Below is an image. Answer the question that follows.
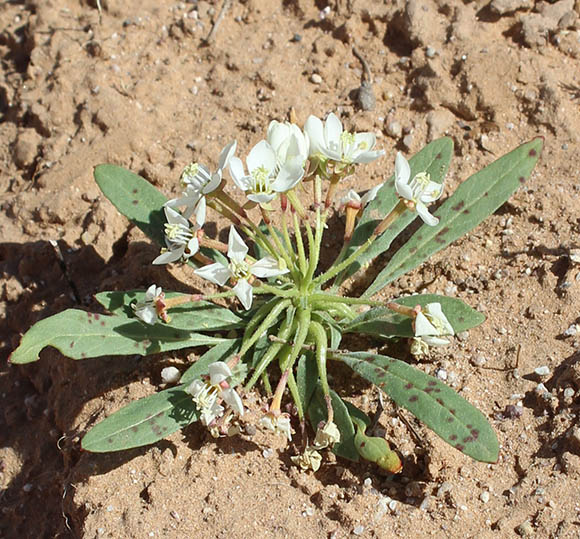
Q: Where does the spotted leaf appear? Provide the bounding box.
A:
[338,351,499,463]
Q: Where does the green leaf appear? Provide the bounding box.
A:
[344,294,485,338]
[297,354,319,411]
[94,164,168,246]
[364,137,543,297]
[333,138,453,286]
[338,351,499,463]
[307,385,359,462]
[10,309,227,364]
[95,290,244,331]
[179,339,241,386]
[81,386,197,452]
[312,311,342,349]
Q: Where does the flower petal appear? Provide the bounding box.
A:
[227,226,249,262]
[247,140,276,174]
[304,115,325,157]
[233,279,253,310]
[360,182,383,206]
[395,152,411,185]
[193,196,206,227]
[353,148,385,164]
[152,247,185,265]
[247,192,277,204]
[194,262,232,286]
[208,361,233,384]
[324,112,343,146]
[218,140,237,171]
[228,156,246,187]
[271,165,303,193]
[414,312,438,337]
[416,202,439,226]
[221,388,244,416]
[251,256,289,278]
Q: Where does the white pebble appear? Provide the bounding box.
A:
[563,388,575,399]
[363,477,372,488]
[564,324,579,336]
[425,46,436,58]
[310,73,323,84]
[353,525,365,535]
[472,354,487,367]
[436,368,448,381]
[161,366,181,384]
[480,491,490,503]
[262,448,274,458]
[388,500,398,511]
[534,366,550,376]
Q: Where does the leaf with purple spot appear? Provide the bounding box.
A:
[337,351,499,463]
[82,386,199,452]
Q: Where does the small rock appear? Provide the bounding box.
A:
[490,0,531,16]
[353,525,365,536]
[402,134,413,150]
[426,109,455,141]
[291,33,302,42]
[563,387,575,400]
[436,368,448,381]
[425,46,436,58]
[480,491,490,503]
[516,520,534,536]
[456,330,469,342]
[534,366,550,376]
[161,366,181,384]
[472,354,487,367]
[563,324,579,337]
[386,120,402,138]
[310,73,323,85]
[560,451,580,475]
[503,404,523,419]
[13,129,42,169]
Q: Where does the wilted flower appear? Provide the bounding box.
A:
[414,303,454,346]
[260,411,293,441]
[132,284,166,324]
[194,226,289,309]
[166,141,237,218]
[339,183,383,211]
[153,199,206,265]
[229,140,304,206]
[313,421,341,449]
[291,446,322,472]
[394,152,443,226]
[186,361,244,426]
[304,112,384,175]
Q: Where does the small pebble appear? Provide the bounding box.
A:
[437,482,452,497]
[310,73,323,84]
[563,387,575,399]
[388,500,398,512]
[480,491,490,503]
[516,520,534,536]
[456,330,469,341]
[425,46,436,58]
[534,366,550,376]
[353,525,365,536]
[472,354,487,367]
[262,448,274,458]
[506,122,515,130]
[402,134,413,150]
[564,324,579,337]
[386,120,402,138]
[22,483,33,493]
[161,366,181,384]
[291,33,302,42]
[436,368,448,381]
[419,496,431,510]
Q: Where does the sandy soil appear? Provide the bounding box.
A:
[1,0,580,537]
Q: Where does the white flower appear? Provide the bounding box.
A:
[414,302,454,346]
[229,140,303,205]
[304,112,384,168]
[132,284,164,324]
[339,182,384,210]
[153,199,206,265]
[166,141,237,218]
[313,421,341,449]
[260,412,293,441]
[394,152,443,226]
[266,120,309,170]
[194,226,289,309]
[185,361,244,426]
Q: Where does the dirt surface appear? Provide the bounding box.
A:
[2,0,580,537]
